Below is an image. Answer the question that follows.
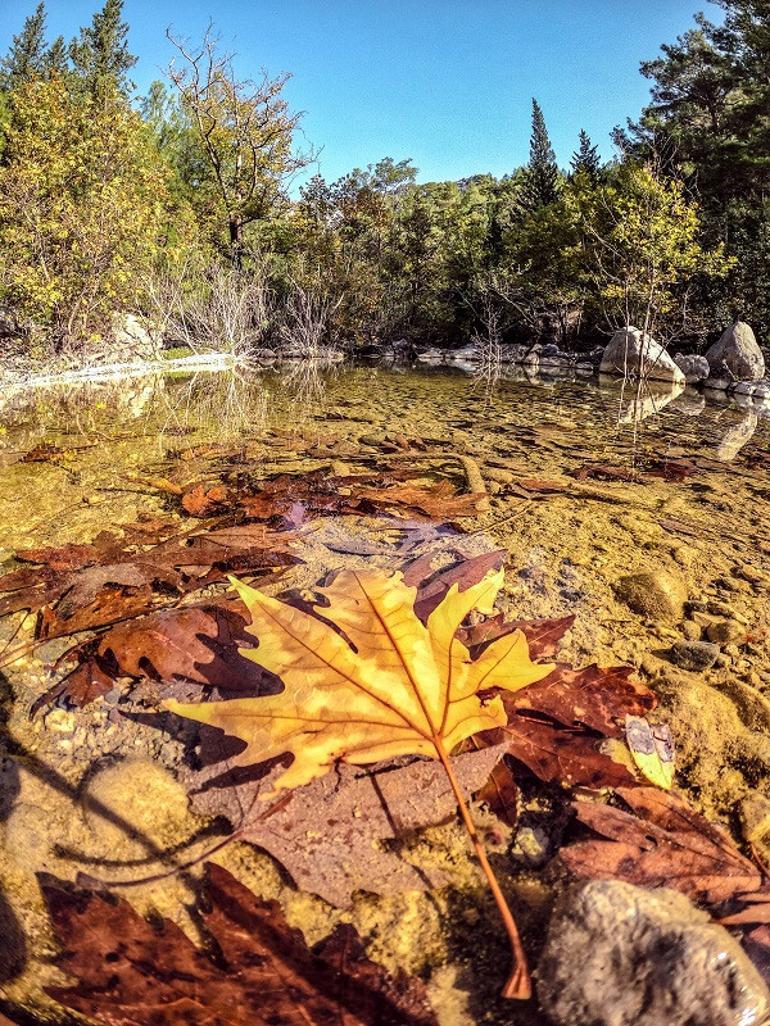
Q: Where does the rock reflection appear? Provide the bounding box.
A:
[712,409,758,461]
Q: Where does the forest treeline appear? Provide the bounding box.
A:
[0,0,767,358]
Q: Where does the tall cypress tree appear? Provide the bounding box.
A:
[518,98,560,211]
[0,3,48,91]
[70,0,136,97]
[570,129,601,180]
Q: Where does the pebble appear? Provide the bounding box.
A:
[538,880,770,1026]
[615,568,687,623]
[706,620,747,645]
[669,640,720,672]
[740,794,770,845]
[681,620,702,641]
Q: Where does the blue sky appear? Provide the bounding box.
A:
[2,1,716,184]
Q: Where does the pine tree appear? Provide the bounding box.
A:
[44,36,69,77]
[0,3,48,91]
[570,129,601,180]
[70,0,136,98]
[518,98,560,211]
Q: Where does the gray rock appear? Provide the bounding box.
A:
[674,353,710,384]
[706,321,765,382]
[733,380,758,395]
[704,376,731,391]
[537,879,770,1026]
[415,348,447,365]
[600,327,685,385]
[753,381,770,400]
[670,639,720,671]
[616,568,688,622]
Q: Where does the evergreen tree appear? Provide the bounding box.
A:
[519,99,560,211]
[44,36,69,77]
[70,0,136,98]
[570,129,601,180]
[0,3,48,91]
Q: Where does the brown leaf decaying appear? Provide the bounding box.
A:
[187,744,509,908]
[166,567,553,998]
[560,787,762,905]
[462,609,656,789]
[43,861,439,1026]
[32,601,274,712]
[180,470,485,522]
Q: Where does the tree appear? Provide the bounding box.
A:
[0,3,49,91]
[582,160,732,340]
[518,98,560,211]
[0,76,195,343]
[70,0,136,98]
[571,129,601,181]
[619,1,770,332]
[167,27,312,268]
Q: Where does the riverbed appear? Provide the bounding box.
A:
[1,363,769,1024]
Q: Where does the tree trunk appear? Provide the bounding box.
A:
[229,218,243,271]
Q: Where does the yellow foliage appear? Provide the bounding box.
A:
[166,567,553,795]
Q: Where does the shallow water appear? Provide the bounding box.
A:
[1,364,770,1024]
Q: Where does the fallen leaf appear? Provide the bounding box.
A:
[461,614,576,662]
[43,861,439,1026]
[32,603,276,712]
[404,549,506,621]
[570,464,642,484]
[560,787,762,904]
[166,566,554,998]
[499,718,638,789]
[507,664,654,737]
[187,745,508,907]
[624,715,675,789]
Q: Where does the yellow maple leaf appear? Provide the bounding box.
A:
[166,566,553,999]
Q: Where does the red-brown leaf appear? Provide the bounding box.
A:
[561,787,762,905]
[43,862,438,1026]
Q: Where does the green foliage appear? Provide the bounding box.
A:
[0,2,48,91]
[619,0,770,332]
[0,1,763,358]
[581,161,733,336]
[70,0,136,99]
[518,99,561,211]
[571,130,601,182]
[0,76,196,341]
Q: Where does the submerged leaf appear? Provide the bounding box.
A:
[43,861,439,1026]
[561,787,762,904]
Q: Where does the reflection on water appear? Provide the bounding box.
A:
[0,361,768,558]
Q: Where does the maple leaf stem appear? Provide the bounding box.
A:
[433,737,531,1001]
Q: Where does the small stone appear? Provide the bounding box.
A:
[511,823,550,867]
[681,620,702,641]
[707,600,736,617]
[537,879,770,1026]
[616,568,688,623]
[43,709,77,735]
[669,640,720,671]
[706,620,747,645]
[740,794,770,845]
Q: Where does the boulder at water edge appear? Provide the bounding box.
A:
[674,353,710,384]
[537,880,770,1026]
[599,327,685,385]
[706,321,765,381]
